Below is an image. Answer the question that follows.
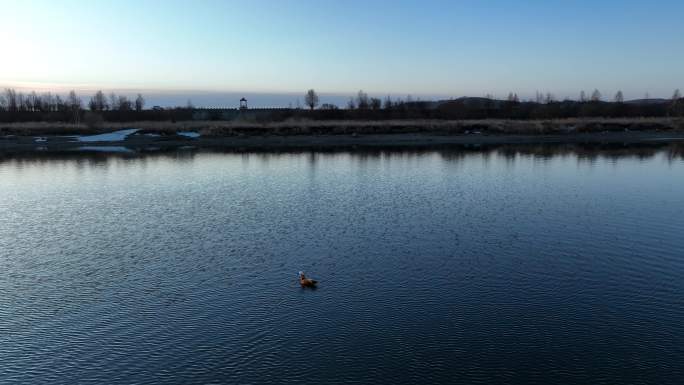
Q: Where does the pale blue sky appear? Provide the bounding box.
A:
[1,0,682,106]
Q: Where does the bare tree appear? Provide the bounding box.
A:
[36,93,45,112]
[580,90,587,102]
[545,93,555,104]
[89,90,108,111]
[370,97,382,110]
[30,93,44,112]
[118,95,132,111]
[43,92,59,112]
[135,93,145,112]
[356,90,369,109]
[109,93,119,110]
[304,89,319,110]
[614,90,624,103]
[55,95,65,112]
[0,94,6,111]
[67,90,82,125]
[383,95,393,109]
[535,90,543,104]
[590,89,601,102]
[347,97,356,110]
[17,92,26,112]
[23,92,33,112]
[5,89,18,112]
[672,89,683,116]
[393,97,405,109]
[27,91,38,112]
[41,92,54,112]
[67,90,81,109]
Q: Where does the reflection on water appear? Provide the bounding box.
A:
[1,144,684,384]
[3,142,684,168]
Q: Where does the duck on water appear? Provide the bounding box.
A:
[299,271,318,288]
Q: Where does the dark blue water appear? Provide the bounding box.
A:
[1,145,684,384]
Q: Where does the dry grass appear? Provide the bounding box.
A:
[1,117,682,137]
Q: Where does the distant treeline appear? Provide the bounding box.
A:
[1,88,683,125]
[0,89,194,125]
[305,89,684,121]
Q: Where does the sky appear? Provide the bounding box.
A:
[1,0,683,107]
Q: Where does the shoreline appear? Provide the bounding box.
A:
[2,130,684,155]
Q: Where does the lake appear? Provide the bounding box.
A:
[1,144,683,384]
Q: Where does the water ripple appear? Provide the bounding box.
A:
[1,148,683,384]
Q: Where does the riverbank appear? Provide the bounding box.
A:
[2,128,684,155]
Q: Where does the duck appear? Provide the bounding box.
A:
[299,271,318,288]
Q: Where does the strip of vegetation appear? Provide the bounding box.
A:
[1,118,682,137]
[1,89,683,133]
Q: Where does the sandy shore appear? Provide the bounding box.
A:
[2,130,684,155]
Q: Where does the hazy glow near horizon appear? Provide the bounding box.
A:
[1,0,683,101]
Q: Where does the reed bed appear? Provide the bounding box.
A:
[1,117,682,137]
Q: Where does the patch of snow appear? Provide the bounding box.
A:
[144,133,161,137]
[75,129,139,142]
[76,146,135,153]
[34,137,48,143]
[178,131,200,138]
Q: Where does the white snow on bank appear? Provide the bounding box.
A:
[76,146,135,153]
[75,129,139,142]
[178,131,200,138]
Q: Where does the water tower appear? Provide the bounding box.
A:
[239,97,248,110]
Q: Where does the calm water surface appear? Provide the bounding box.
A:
[1,145,684,384]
